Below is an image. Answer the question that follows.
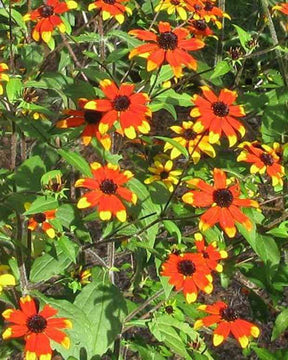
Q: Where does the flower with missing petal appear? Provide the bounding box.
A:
[0,266,16,295]
[76,162,137,222]
[2,295,72,360]
[194,301,260,348]
[88,0,132,24]
[155,0,190,20]
[0,63,9,95]
[182,168,259,238]
[28,210,57,239]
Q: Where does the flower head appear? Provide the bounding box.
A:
[84,80,151,139]
[71,266,91,285]
[273,2,288,15]
[191,86,246,147]
[76,162,137,222]
[0,265,16,295]
[161,252,213,303]
[28,210,57,239]
[182,168,258,237]
[129,22,205,77]
[23,0,78,43]
[188,19,214,38]
[88,0,132,24]
[155,0,190,20]
[194,301,260,348]
[0,63,9,95]
[2,295,72,360]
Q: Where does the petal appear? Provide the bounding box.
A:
[213,168,227,189]
[20,296,37,317]
[213,322,231,346]
[218,88,238,105]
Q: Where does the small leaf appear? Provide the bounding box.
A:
[271,308,288,341]
[163,220,182,243]
[210,60,232,79]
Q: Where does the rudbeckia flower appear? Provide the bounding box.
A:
[161,252,213,303]
[164,120,216,163]
[273,2,288,15]
[194,301,260,348]
[56,98,111,148]
[194,233,228,272]
[188,19,214,38]
[182,168,259,238]
[71,266,91,285]
[2,295,72,360]
[129,22,205,77]
[190,86,246,147]
[84,80,151,139]
[237,142,285,187]
[28,210,57,238]
[76,162,137,222]
[0,266,16,295]
[0,63,9,95]
[23,0,78,43]
[155,0,190,20]
[88,0,132,24]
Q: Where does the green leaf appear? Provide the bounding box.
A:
[271,308,288,341]
[154,136,189,159]
[24,196,58,215]
[210,60,232,79]
[58,149,92,177]
[255,235,280,269]
[233,24,251,51]
[6,77,23,102]
[163,220,182,243]
[252,346,278,360]
[15,155,46,191]
[58,236,79,263]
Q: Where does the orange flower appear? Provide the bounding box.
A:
[2,295,72,360]
[0,63,9,95]
[188,19,214,38]
[194,233,228,272]
[273,2,288,15]
[237,142,285,187]
[76,162,137,222]
[23,0,77,43]
[161,252,213,303]
[182,168,259,238]
[129,22,205,77]
[194,301,260,348]
[84,80,151,139]
[190,86,246,147]
[56,98,111,148]
[28,210,57,239]
[88,0,132,24]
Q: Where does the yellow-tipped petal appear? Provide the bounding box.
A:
[99,211,112,221]
[2,327,12,340]
[194,320,203,329]
[0,274,16,287]
[238,335,249,348]
[46,228,55,239]
[124,126,136,139]
[66,0,78,9]
[41,31,52,44]
[251,326,260,338]
[116,210,127,222]
[186,292,197,303]
[91,162,101,170]
[61,336,70,349]
[26,352,37,360]
[190,107,201,117]
[77,197,91,209]
[213,334,224,346]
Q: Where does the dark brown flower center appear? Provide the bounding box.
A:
[26,314,47,333]
[113,95,131,111]
[160,171,169,180]
[212,101,229,117]
[260,153,274,166]
[171,0,180,4]
[220,307,238,322]
[202,251,209,259]
[177,259,196,276]
[100,179,118,194]
[194,4,202,11]
[193,20,208,31]
[183,128,197,140]
[103,0,116,4]
[33,213,46,223]
[204,2,214,11]
[84,110,102,124]
[158,32,178,50]
[39,5,54,17]
[213,188,233,207]
[165,305,174,314]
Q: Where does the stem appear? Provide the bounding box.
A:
[148,65,162,96]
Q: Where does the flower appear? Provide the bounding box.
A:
[161,252,213,303]
[182,168,259,237]
[144,156,182,192]
[71,266,91,285]
[76,162,137,222]
[155,0,190,20]
[0,63,9,95]
[28,210,57,239]
[84,80,151,139]
[129,22,205,77]
[0,266,16,295]
[273,2,288,15]
[2,295,72,360]
[56,98,111,148]
[164,120,216,163]
[23,0,77,43]
[190,86,246,147]
[188,19,214,38]
[194,233,228,272]
[88,0,132,24]
[194,301,260,348]
[237,141,285,187]
[19,88,47,121]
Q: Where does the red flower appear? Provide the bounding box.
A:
[88,0,132,24]
[2,295,72,359]
[76,162,137,222]
[194,301,260,348]
[188,19,214,38]
[129,22,205,77]
[23,0,77,43]
[84,80,151,139]
[0,63,9,95]
[273,2,288,15]
[161,252,213,303]
[56,98,111,148]
[190,86,246,147]
[28,210,57,238]
[182,168,259,238]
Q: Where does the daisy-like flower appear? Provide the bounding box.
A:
[155,0,190,20]
[194,301,260,348]
[161,252,213,303]
[2,295,72,360]
[76,162,137,222]
[129,22,205,78]
[273,2,288,15]
[88,0,132,24]
[23,0,77,43]
[56,98,111,148]
[190,86,246,147]
[0,265,16,295]
[0,63,9,95]
[194,233,228,272]
[71,266,91,286]
[28,210,57,239]
[19,88,47,121]
[237,142,285,187]
[164,120,216,163]
[182,168,259,238]
[144,156,182,192]
[84,80,151,139]
[188,19,214,38]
